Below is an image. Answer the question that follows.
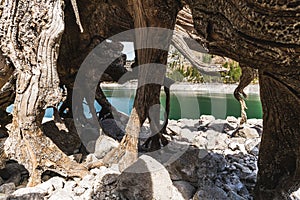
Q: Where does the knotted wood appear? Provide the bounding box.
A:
[0,0,88,186]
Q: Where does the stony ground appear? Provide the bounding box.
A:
[0,115,299,200]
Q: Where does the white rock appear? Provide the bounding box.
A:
[85,154,98,163]
[245,138,261,153]
[178,119,198,131]
[226,116,238,123]
[237,144,248,155]
[79,188,94,200]
[79,174,95,189]
[237,126,259,139]
[117,155,176,200]
[224,149,239,155]
[94,135,119,159]
[74,186,86,196]
[171,185,185,200]
[247,118,258,125]
[13,187,47,197]
[0,183,15,194]
[48,190,74,200]
[193,135,208,149]
[180,128,198,142]
[199,115,215,126]
[290,187,300,200]
[64,181,77,192]
[229,142,239,151]
[207,119,228,132]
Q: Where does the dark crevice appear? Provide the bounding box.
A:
[237,30,300,49]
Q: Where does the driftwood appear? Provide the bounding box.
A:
[0,1,299,199]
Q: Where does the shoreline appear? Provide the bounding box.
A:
[101,81,260,95]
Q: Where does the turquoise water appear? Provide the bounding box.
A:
[102,88,262,120]
[7,88,262,120]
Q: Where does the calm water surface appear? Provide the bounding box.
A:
[101,87,262,120]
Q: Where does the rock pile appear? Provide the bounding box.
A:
[1,115,291,200]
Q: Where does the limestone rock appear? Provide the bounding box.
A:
[166,147,201,183]
[290,188,300,200]
[173,180,196,199]
[94,135,119,159]
[199,115,215,126]
[48,190,74,200]
[226,116,238,123]
[193,186,228,200]
[244,138,261,154]
[117,155,175,200]
[11,187,47,199]
[207,119,235,133]
[236,126,259,139]
[180,128,197,142]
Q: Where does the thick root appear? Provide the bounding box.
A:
[5,128,88,186]
[101,108,140,171]
[141,133,169,152]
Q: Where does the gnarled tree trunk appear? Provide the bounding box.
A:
[0,0,87,186]
[185,1,300,198]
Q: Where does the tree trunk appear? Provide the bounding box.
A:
[103,0,181,170]
[255,67,300,199]
[0,0,87,186]
[186,1,300,197]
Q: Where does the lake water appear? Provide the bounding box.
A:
[100,87,262,120]
[7,85,261,120]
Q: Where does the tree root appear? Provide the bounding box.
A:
[141,132,169,152]
[234,65,256,125]
[5,128,88,186]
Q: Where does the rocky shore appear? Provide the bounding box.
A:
[0,115,299,200]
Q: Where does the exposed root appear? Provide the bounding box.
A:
[141,132,169,152]
[101,108,140,171]
[5,128,89,186]
[234,65,256,125]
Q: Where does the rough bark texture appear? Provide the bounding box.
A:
[185,1,300,198]
[0,0,298,196]
[0,0,88,186]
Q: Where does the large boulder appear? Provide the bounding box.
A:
[117,155,183,200]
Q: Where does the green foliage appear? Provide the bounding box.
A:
[221,61,242,83]
[167,47,247,84]
[167,50,204,83]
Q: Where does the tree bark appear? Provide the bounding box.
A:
[0,0,88,186]
[102,0,181,170]
[255,67,300,199]
[186,1,300,197]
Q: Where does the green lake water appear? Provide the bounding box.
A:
[102,88,262,120]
